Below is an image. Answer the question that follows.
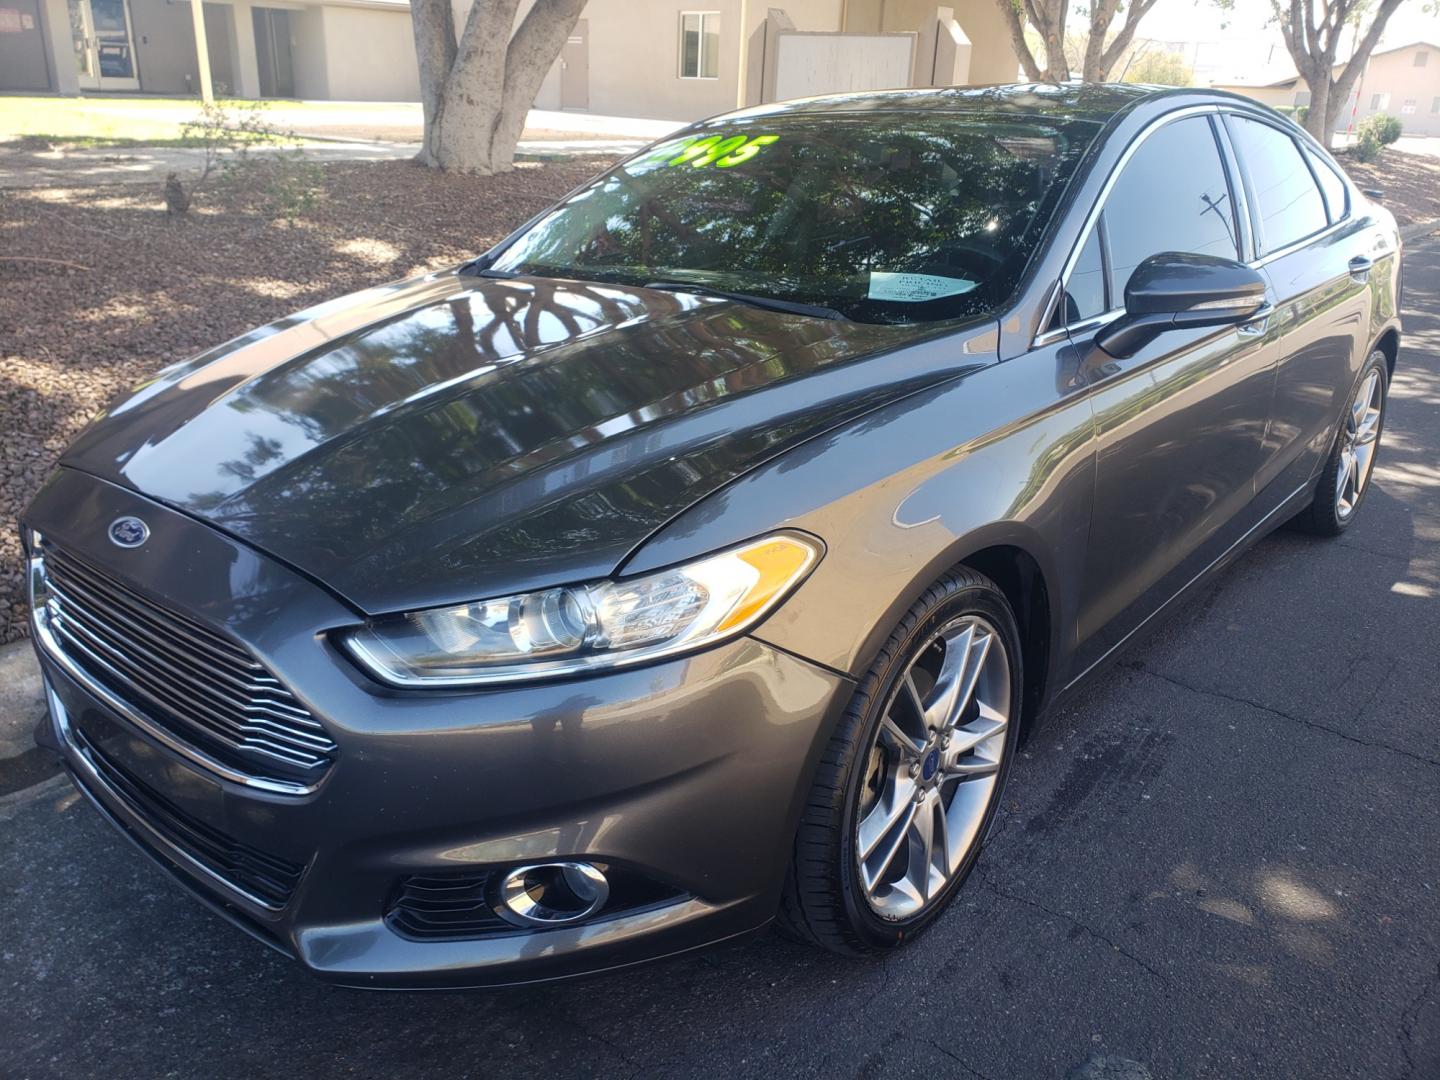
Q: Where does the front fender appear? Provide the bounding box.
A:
[621,348,1097,696]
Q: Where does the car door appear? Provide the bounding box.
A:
[1222,113,1379,515]
[1061,112,1283,674]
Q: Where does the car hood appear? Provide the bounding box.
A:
[62,271,995,614]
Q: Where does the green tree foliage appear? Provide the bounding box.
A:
[1122,50,1194,86]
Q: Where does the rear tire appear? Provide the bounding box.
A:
[1292,350,1388,537]
[779,567,1021,955]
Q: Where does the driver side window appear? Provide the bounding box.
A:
[1097,116,1240,305]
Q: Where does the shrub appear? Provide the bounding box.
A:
[171,99,322,223]
[1358,113,1403,147]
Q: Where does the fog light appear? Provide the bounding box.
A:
[495,862,609,928]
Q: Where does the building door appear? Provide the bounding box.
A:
[560,18,588,109]
[253,8,295,98]
[0,0,54,91]
[67,0,141,91]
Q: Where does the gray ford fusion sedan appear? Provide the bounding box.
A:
[23,83,1400,988]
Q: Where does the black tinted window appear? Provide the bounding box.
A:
[1305,146,1348,222]
[491,114,1100,325]
[1104,116,1238,300]
[1229,116,1328,251]
[1063,221,1107,322]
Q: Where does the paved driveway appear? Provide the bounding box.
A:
[2,241,1438,1080]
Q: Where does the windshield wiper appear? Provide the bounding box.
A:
[644,281,846,321]
[459,264,520,279]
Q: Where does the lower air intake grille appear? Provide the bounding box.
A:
[74,724,306,909]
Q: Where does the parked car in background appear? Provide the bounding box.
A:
[23,83,1400,988]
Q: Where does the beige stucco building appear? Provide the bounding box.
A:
[3,0,1018,121]
[1212,40,1440,138]
[521,0,1022,121]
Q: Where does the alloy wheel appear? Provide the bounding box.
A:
[855,615,1011,920]
[1336,369,1383,521]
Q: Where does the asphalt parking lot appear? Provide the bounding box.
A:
[2,238,1437,1080]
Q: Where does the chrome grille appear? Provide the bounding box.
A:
[39,543,336,783]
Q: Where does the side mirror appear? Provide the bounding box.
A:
[1096,252,1268,359]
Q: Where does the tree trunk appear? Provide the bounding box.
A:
[411,0,583,174]
[1081,0,1118,82]
[994,0,1044,81]
[1305,72,1332,146]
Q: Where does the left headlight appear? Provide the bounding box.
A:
[341,532,823,687]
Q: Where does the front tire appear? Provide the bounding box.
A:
[779,567,1021,955]
[1292,350,1388,536]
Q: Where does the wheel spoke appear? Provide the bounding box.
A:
[1336,449,1355,509]
[924,623,975,731]
[928,791,951,881]
[947,703,1007,756]
[1354,443,1373,493]
[950,631,992,732]
[857,774,917,860]
[880,712,924,761]
[900,672,927,725]
[908,794,938,901]
[862,799,917,893]
[943,756,1001,780]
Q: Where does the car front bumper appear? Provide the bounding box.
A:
[25,468,853,989]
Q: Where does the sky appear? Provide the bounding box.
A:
[1134,0,1438,84]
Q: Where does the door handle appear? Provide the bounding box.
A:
[1237,301,1274,336]
[1348,256,1373,281]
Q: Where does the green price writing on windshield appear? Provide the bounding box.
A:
[666,133,780,169]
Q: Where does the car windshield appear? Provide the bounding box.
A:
[489,111,1100,324]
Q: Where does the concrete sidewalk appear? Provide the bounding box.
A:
[0,103,680,188]
[0,140,415,189]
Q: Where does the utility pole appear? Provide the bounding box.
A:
[189,0,215,104]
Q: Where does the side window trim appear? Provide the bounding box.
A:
[1209,113,1256,262]
[1303,145,1350,224]
[1095,212,1113,314]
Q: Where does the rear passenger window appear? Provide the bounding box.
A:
[1228,116,1328,252]
[1103,116,1239,302]
[1304,146,1349,223]
[1064,223,1107,323]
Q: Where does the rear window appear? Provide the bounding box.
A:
[491,113,1101,324]
[1228,116,1328,252]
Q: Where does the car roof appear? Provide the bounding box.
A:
[724,82,1203,125]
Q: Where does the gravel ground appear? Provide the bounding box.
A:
[0,156,615,643]
[1339,146,1440,226]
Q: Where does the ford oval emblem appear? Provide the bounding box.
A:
[108,516,150,548]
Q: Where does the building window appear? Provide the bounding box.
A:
[679,12,720,79]
[1402,98,1417,115]
[1369,92,1390,111]
[1415,50,1429,67]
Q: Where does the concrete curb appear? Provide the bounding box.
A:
[0,636,43,757]
[1401,219,1439,242]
